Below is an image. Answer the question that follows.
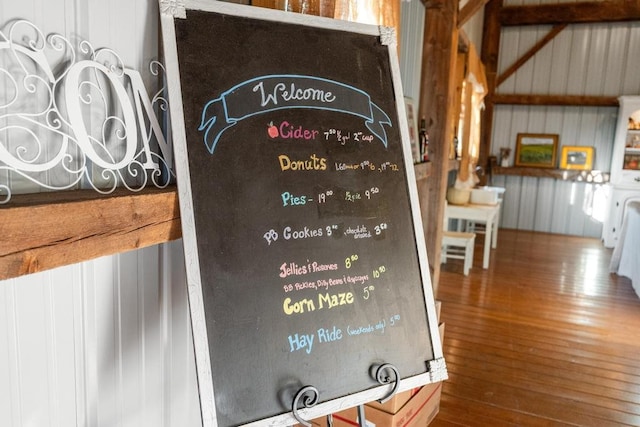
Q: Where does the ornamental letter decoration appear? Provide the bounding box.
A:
[0,19,174,203]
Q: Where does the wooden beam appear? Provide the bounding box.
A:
[496,24,567,87]
[0,187,181,280]
[458,0,490,28]
[500,1,640,26]
[479,0,502,179]
[418,0,459,294]
[492,94,619,106]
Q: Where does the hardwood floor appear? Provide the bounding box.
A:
[432,229,640,427]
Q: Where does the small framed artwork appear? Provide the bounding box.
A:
[560,146,594,170]
[514,133,559,168]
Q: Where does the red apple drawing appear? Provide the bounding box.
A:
[267,122,278,138]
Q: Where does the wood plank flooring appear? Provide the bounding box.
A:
[432,229,640,427]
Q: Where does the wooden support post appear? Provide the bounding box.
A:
[479,0,502,178]
[418,0,459,294]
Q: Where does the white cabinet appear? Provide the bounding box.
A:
[611,96,640,186]
[603,187,640,247]
[603,96,640,247]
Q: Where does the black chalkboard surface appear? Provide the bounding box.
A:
[160,2,445,426]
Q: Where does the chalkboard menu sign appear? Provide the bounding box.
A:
[160,2,446,426]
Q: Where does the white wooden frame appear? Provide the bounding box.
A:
[158,1,445,425]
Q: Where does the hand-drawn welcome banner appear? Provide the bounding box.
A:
[198,74,392,153]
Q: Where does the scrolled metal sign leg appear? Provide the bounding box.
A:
[292,385,319,427]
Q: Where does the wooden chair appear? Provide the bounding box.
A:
[442,200,476,275]
[441,230,476,276]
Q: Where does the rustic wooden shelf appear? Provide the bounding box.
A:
[414,161,432,180]
[0,186,182,281]
[492,166,610,183]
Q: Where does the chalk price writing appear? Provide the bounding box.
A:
[374,223,388,235]
[345,254,358,269]
[389,314,401,326]
[379,161,399,172]
[317,189,334,204]
[324,128,375,145]
[334,160,400,173]
[365,187,380,199]
[372,265,387,279]
[326,224,339,236]
[363,285,375,300]
[360,160,375,171]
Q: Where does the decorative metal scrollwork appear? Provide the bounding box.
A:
[0,19,174,203]
[292,385,319,427]
[373,363,400,403]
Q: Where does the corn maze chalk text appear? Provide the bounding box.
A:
[283,291,354,316]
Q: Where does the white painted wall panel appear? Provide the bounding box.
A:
[603,26,628,95]
[0,244,201,427]
[621,23,640,94]
[399,0,425,103]
[516,177,536,229]
[533,178,554,232]
[548,28,571,95]
[497,27,521,92]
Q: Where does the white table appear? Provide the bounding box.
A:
[444,202,500,269]
[610,201,640,299]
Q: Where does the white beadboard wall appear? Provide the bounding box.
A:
[490,16,640,237]
[0,243,201,427]
[399,0,425,104]
[0,0,201,426]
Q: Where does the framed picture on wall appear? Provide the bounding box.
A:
[514,133,559,168]
[560,146,594,170]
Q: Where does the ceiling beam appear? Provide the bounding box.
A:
[492,94,619,106]
[500,1,640,26]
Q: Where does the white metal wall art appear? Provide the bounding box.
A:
[0,19,174,203]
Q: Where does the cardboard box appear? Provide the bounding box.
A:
[366,387,421,413]
[327,381,442,427]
